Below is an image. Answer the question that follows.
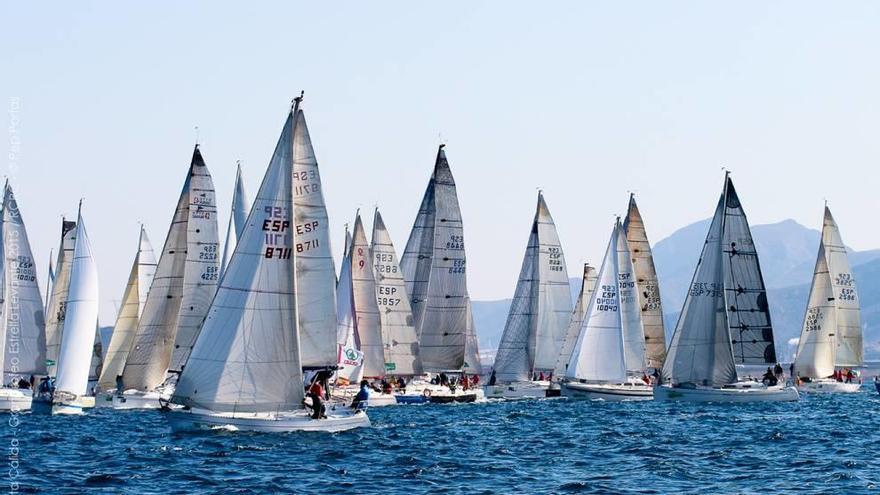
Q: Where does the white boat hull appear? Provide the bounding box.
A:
[167,407,370,433]
[109,389,169,410]
[331,387,397,407]
[483,381,550,400]
[561,381,653,401]
[0,388,33,412]
[796,379,861,394]
[50,395,96,415]
[654,383,799,403]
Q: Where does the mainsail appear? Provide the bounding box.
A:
[172,103,304,413]
[350,213,385,378]
[54,209,99,399]
[822,207,862,366]
[493,192,572,383]
[122,146,219,392]
[292,106,337,368]
[219,163,249,281]
[44,219,76,376]
[97,227,157,391]
[371,209,423,376]
[401,145,471,371]
[663,174,775,387]
[553,264,597,378]
[0,183,47,382]
[623,194,666,369]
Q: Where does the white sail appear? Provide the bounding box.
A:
[370,209,423,376]
[793,243,836,379]
[219,163,249,281]
[97,227,157,391]
[823,207,862,366]
[54,210,99,399]
[350,214,385,378]
[44,219,76,376]
[617,222,646,373]
[623,195,666,369]
[401,145,470,371]
[172,106,304,413]
[123,146,219,391]
[0,183,47,381]
[493,193,571,382]
[553,264,597,378]
[88,323,103,384]
[566,223,625,383]
[335,226,362,383]
[292,108,337,368]
[463,298,483,375]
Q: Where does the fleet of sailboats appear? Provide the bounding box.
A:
[4,99,878,425]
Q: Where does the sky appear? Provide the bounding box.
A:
[2,2,880,324]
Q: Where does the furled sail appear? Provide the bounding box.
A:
[823,207,862,366]
[122,146,219,392]
[350,214,384,378]
[44,219,76,376]
[219,163,249,281]
[98,227,157,391]
[54,209,99,399]
[0,183,47,382]
[172,104,304,413]
[553,264,597,378]
[401,145,470,371]
[565,222,625,383]
[292,107,337,368]
[493,192,572,382]
[793,244,836,379]
[623,194,666,369]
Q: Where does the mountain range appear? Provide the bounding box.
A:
[472,218,880,362]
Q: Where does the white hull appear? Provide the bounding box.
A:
[396,382,486,404]
[331,387,397,407]
[796,379,861,394]
[51,395,96,415]
[109,389,170,410]
[167,407,370,433]
[0,388,33,412]
[654,383,799,403]
[561,381,653,401]
[483,381,550,400]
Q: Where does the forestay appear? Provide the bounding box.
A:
[172,106,304,413]
[371,209,422,376]
[623,195,666,370]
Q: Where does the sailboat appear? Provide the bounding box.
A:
[793,206,862,393]
[115,145,220,409]
[562,219,653,401]
[623,194,666,372]
[485,192,572,399]
[334,225,364,385]
[0,183,47,412]
[219,163,249,281]
[95,227,157,406]
[167,97,369,432]
[551,263,598,382]
[655,173,799,402]
[400,144,484,403]
[50,206,100,415]
[44,219,77,379]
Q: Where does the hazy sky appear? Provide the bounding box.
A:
[2,2,880,324]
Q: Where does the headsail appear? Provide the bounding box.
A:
[98,227,157,391]
[219,163,249,281]
[54,208,99,399]
[292,107,337,368]
[463,299,483,375]
[172,104,304,413]
[401,145,470,371]
[553,264,597,378]
[350,214,384,378]
[0,183,47,381]
[823,207,862,366]
[623,195,666,369]
[616,221,646,373]
[335,226,362,383]
[44,220,77,376]
[122,146,219,391]
[793,243,836,379]
[370,209,423,376]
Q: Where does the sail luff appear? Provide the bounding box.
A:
[623,195,666,369]
[370,209,423,376]
[822,207,862,366]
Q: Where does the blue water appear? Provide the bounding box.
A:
[3,390,879,494]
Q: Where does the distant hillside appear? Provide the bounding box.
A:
[472,218,880,361]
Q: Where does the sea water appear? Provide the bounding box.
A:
[2,389,878,494]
